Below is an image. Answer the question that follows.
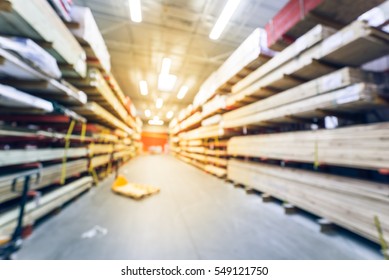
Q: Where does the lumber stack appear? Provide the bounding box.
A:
[69,5,111,73]
[265,0,385,51]
[228,122,389,171]
[68,68,131,126]
[0,0,141,240]
[230,21,389,107]
[169,3,389,246]
[0,159,88,203]
[224,82,388,128]
[0,0,87,78]
[0,176,93,236]
[227,159,389,243]
[0,48,87,105]
[0,147,88,167]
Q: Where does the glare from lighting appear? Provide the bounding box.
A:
[158,74,177,92]
[166,111,174,119]
[156,98,163,109]
[129,0,142,23]
[161,58,172,75]
[144,109,151,118]
[177,85,189,99]
[148,116,164,126]
[139,80,148,95]
[209,0,241,40]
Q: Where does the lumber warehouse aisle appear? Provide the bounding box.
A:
[18,155,380,260]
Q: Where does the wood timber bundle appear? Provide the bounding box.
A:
[204,165,226,177]
[0,0,87,78]
[68,68,130,125]
[223,67,365,123]
[0,176,93,235]
[227,159,389,243]
[0,159,88,203]
[179,125,237,140]
[230,21,389,106]
[224,82,387,128]
[232,24,335,96]
[265,0,386,51]
[0,147,87,167]
[71,102,133,135]
[228,122,389,171]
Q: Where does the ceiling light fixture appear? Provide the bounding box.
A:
[156,98,163,109]
[129,0,142,23]
[144,109,151,117]
[148,116,164,126]
[139,80,148,95]
[209,0,241,40]
[177,85,189,99]
[158,74,177,92]
[166,111,174,119]
[161,57,172,75]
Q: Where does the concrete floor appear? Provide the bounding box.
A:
[18,155,381,259]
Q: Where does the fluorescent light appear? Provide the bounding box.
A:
[148,116,164,126]
[177,85,189,99]
[129,0,142,23]
[158,74,177,92]
[139,80,148,95]
[144,109,151,117]
[156,98,163,109]
[166,111,174,119]
[161,58,171,75]
[209,0,241,40]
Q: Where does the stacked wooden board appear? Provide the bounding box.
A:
[171,2,389,248]
[265,0,386,50]
[0,176,93,236]
[229,21,389,107]
[0,1,142,240]
[228,159,389,243]
[170,27,280,176]
[228,122,389,171]
[0,0,87,77]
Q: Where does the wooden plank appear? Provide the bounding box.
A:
[71,102,133,135]
[224,82,387,128]
[0,159,88,203]
[0,48,86,105]
[265,0,386,51]
[0,0,86,77]
[227,159,389,243]
[230,21,389,105]
[233,25,335,94]
[67,68,130,125]
[228,122,389,171]
[0,147,87,167]
[0,176,93,235]
[223,67,364,122]
[204,164,226,177]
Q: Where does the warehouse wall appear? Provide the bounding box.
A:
[141,125,168,153]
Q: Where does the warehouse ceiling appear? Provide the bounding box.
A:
[74,0,288,122]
